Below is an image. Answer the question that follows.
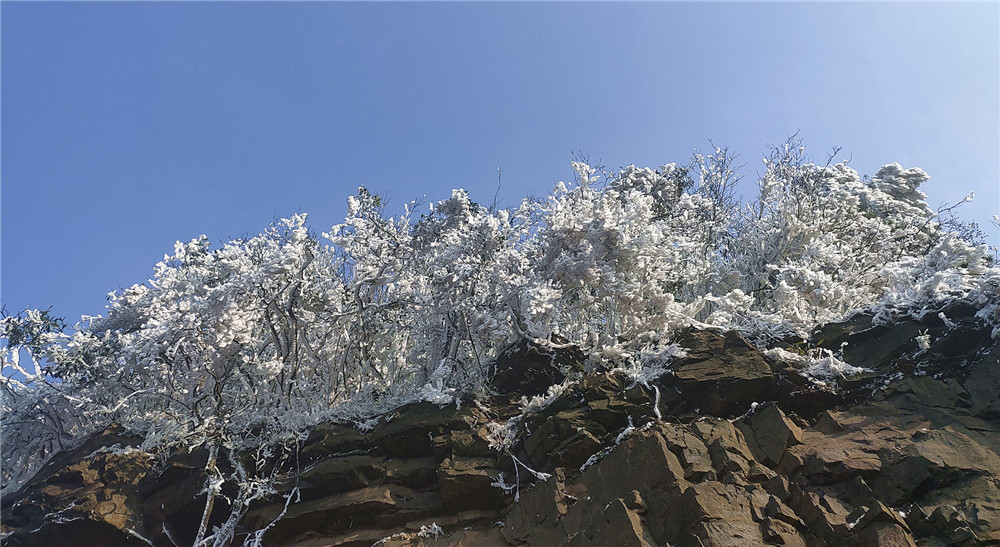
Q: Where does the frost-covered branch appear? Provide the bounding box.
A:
[3,141,997,539]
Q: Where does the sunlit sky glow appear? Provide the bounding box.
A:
[3,2,998,325]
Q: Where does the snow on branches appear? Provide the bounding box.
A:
[3,141,997,542]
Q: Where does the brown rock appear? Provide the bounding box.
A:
[851,501,911,535]
[789,487,851,540]
[760,518,807,546]
[5,305,1000,547]
[502,468,568,545]
[523,408,607,471]
[450,428,493,458]
[739,404,804,468]
[437,457,502,511]
[577,429,687,507]
[670,329,778,417]
[691,420,758,482]
[245,484,442,544]
[853,521,917,547]
[965,349,1000,419]
[658,423,716,482]
[289,455,436,498]
[493,338,581,397]
[0,425,152,546]
[681,482,764,544]
[589,498,657,547]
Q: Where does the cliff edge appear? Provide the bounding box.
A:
[3,304,998,546]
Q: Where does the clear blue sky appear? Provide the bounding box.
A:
[3,2,998,326]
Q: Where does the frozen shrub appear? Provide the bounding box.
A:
[4,140,996,543]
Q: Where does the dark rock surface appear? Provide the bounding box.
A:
[492,336,584,397]
[3,308,998,546]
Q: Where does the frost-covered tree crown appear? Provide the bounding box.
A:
[2,140,997,544]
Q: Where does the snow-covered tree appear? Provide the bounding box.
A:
[3,140,996,544]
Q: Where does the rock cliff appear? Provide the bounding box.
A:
[3,306,998,546]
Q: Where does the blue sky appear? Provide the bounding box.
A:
[3,2,998,326]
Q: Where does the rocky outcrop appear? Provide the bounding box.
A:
[3,306,998,546]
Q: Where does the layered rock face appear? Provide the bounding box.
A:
[3,309,998,546]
